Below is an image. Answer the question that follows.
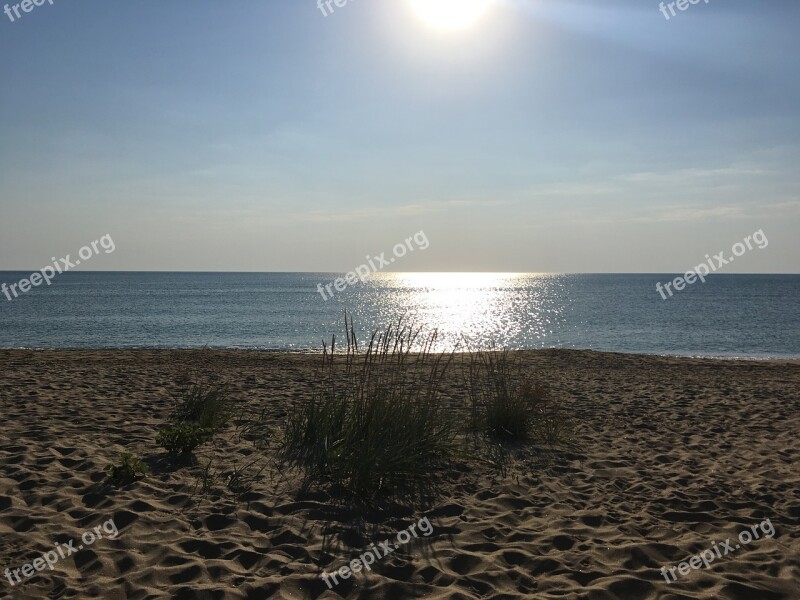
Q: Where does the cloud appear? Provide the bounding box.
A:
[629,205,748,222]
[616,167,768,184]
[630,199,800,223]
[524,164,771,201]
[296,199,502,223]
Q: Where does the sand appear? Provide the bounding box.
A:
[0,349,798,599]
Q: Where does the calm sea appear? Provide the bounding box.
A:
[0,272,797,358]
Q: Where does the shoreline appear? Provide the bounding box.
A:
[2,346,800,364]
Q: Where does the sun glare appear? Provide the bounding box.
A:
[409,0,495,31]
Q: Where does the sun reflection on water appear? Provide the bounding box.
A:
[342,272,568,351]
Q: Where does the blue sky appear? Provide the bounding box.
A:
[1,0,798,272]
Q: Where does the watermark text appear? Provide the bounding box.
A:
[317,230,429,301]
[656,229,767,300]
[321,516,433,588]
[4,518,119,587]
[2,234,116,302]
[661,519,775,583]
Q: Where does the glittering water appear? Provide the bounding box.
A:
[0,272,797,358]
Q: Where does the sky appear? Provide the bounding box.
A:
[0,0,798,273]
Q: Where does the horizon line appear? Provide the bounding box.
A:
[0,270,798,275]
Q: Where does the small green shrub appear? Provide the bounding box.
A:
[157,423,212,455]
[106,452,149,484]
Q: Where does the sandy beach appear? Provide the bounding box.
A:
[0,349,798,600]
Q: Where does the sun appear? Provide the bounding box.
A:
[409,0,495,31]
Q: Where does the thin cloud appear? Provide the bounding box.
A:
[297,199,499,223]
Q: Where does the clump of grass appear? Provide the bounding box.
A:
[156,380,235,457]
[532,387,574,445]
[172,382,234,432]
[225,459,267,500]
[157,422,213,455]
[467,349,571,443]
[106,452,149,485]
[281,316,457,501]
[190,457,217,500]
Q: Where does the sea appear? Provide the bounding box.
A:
[0,272,798,358]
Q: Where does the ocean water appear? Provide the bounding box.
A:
[0,272,798,358]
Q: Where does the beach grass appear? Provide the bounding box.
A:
[279,318,575,503]
[467,348,572,444]
[171,381,235,433]
[155,380,234,459]
[280,317,457,501]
